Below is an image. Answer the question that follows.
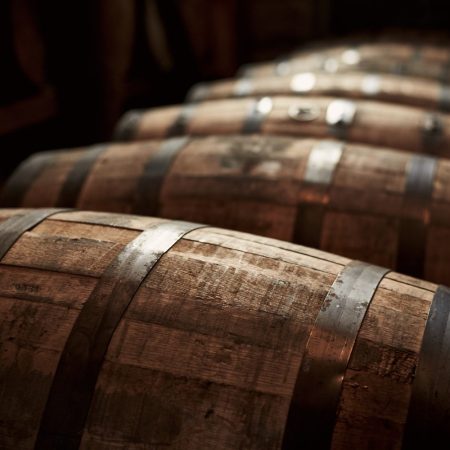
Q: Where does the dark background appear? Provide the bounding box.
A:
[1,0,450,181]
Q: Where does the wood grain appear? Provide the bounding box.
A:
[5,135,450,285]
[114,97,450,158]
[0,209,438,449]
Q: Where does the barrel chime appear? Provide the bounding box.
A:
[1,36,450,449]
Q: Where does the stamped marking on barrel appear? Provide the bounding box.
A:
[35,220,205,450]
[403,285,450,449]
[282,261,390,449]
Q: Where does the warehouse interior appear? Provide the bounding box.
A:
[2,1,450,449]
[2,0,450,179]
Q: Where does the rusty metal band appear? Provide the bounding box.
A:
[35,220,204,450]
[55,145,107,208]
[293,141,344,248]
[113,110,143,141]
[438,84,450,112]
[402,285,450,449]
[166,103,197,137]
[0,152,54,207]
[133,137,190,216]
[396,154,437,279]
[282,261,390,449]
[242,97,273,134]
[186,83,210,103]
[0,209,71,261]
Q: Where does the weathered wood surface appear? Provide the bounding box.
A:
[3,135,450,286]
[112,97,450,158]
[240,42,450,81]
[187,72,450,112]
[0,209,440,449]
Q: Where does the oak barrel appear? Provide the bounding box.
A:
[0,208,448,449]
[112,97,450,157]
[240,43,450,82]
[187,72,450,112]
[3,135,450,285]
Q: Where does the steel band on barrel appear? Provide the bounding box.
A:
[0,209,72,260]
[402,285,450,449]
[242,97,273,134]
[55,145,107,208]
[0,152,55,207]
[166,103,197,137]
[396,154,437,279]
[186,83,210,103]
[422,112,444,152]
[282,261,390,449]
[133,137,190,215]
[438,84,450,112]
[293,141,344,248]
[113,110,144,141]
[35,220,204,450]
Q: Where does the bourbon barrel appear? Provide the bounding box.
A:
[112,97,450,157]
[0,208,448,449]
[3,135,450,286]
[240,43,450,82]
[187,72,450,112]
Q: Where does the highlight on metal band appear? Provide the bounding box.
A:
[341,48,361,66]
[233,78,253,97]
[275,59,292,76]
[326,99,357,131]
[282,261,390,449]
[113,109,143,141]
[303,140,344,185]
[402,285,450,449]
[56,145,107,208]
[0,209,71,261]
[133,137,190,215]
[35,220,204,450]
[242,97,273,134]
[361,74,381,96]
[290,72,317,94]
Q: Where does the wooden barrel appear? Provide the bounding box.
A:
[3,135,450,286]
[240,45,450,82]
[187,72,450,112]
[112,97,450,157]
[0,208,448,449]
